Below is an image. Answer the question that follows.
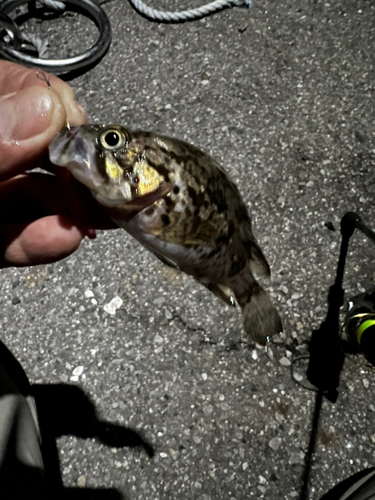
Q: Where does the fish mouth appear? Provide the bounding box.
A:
[49,126,102,238]
[49,126,98,190]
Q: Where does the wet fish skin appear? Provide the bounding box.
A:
[49,124,282,344]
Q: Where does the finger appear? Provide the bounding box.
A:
[0,85,66,181]
[0,215,85,268]
[0,61,88,126]
[0,62,88,182]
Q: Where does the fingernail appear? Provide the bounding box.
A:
[0,86,54,141]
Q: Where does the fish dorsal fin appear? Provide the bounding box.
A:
[247,241,271,279]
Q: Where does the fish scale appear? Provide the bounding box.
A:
[49,124,282,345]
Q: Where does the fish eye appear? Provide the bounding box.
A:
[99,128,126,150]
[105,132,120,146]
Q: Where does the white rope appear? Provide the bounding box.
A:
[20,32,49,57]
[128,0,252,22]
[38,0,66,11]
[24,0,252,22]
[10,0,252,58]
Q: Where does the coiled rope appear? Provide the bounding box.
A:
[127,0,252,22]
[35,0,252,21]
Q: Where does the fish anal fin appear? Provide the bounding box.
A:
[203,282,236,307]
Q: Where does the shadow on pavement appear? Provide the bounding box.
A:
[0,337,154,499]
[32,382,154,497]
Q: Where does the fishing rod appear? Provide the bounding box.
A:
[300,211,375,500]
[307,211,375,401]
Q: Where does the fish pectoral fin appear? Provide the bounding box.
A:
[147,215,219,246]
[202,281,236,307]
[184,220,219,245]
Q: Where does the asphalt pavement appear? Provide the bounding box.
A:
[1,0,375,498]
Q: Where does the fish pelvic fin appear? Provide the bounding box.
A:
[151,249,180,270]
[241,286,282,345]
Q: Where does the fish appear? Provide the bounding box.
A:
[49,124,282,345]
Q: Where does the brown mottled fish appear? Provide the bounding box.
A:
[49,124,282,344]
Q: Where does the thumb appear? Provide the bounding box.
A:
[0,85,66,181]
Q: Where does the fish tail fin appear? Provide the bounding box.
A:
[241,287,282,345]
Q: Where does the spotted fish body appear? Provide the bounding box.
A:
[49,125,282,344]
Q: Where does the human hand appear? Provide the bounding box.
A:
[0,61,115,268]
